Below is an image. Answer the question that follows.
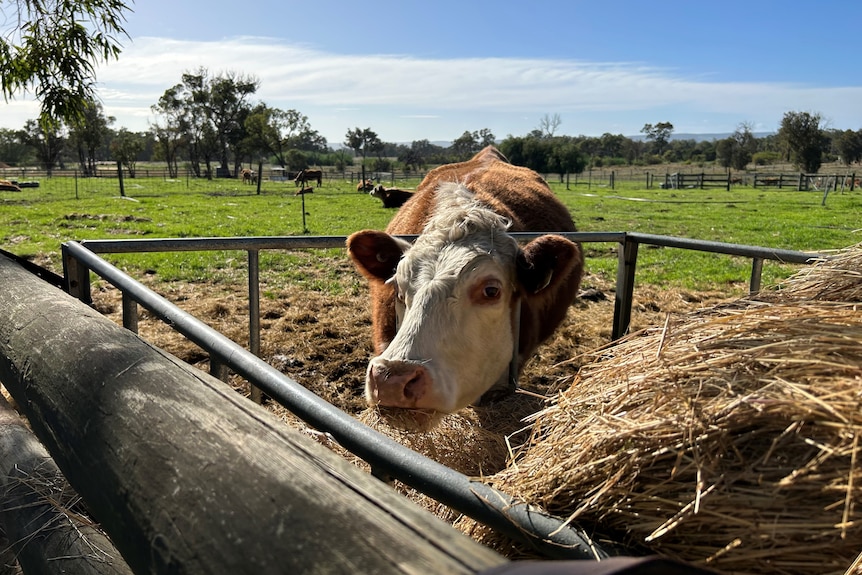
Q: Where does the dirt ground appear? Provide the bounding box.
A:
[90,254,736,484]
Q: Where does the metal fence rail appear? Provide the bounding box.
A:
[58,233,823,560]
[60,239,609,560]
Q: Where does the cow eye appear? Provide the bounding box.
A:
[483,284,500,299]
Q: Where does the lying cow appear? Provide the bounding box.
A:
[370,185,414,208]
[347,146,583,416]
[294,168,323,187]
[357,179,375,192]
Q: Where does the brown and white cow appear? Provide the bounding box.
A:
[370,185,414,208]
[240,168,257,184]
[294,168,323,187]
[347,146,583,415]
[357,179,375,192]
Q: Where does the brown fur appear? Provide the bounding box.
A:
[351,146,583,371]
[294,169,323,187]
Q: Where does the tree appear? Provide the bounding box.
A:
[715,138,734,169]
[716,123,756,171]
[0,127,32,166]
[245,105,323,168]
[150,85,187,178]
[111,129,145,177]
[549,138,586,177]
[778,111,825,173]
[641,122,674,156]
[538,113,562,138]
[188,70,259,175]
[345,127,381,181]
[68,99,114,176]
[835,129,862,166]
[450,129,495,161]
[18,118,66,174]
[0,0,130,123]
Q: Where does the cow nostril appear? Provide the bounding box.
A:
[403,371,425,401]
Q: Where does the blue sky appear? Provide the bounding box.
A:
[4,0,861,144]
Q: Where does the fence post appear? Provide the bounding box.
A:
[749,258,764,294]
[248,249,264,404]
[256,160,263,195]
[612,235,638,340]
[122,292,139,333]
[60,244,91,305]
[117,161,125,197]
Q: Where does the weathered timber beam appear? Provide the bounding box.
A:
[0,255,507,575]
[0,395,133,575]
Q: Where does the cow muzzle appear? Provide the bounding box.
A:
[366,358,431,409]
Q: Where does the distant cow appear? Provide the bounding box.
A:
[357,179,375,192]
[240,168,257,184]
[294,169,323,187]
[347,146,583,415]
[370,185,414,208]
[0,180,21,192]
[294,187,314,196]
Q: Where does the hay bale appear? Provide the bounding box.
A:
[773,242,862,303]
[475,243,862,574]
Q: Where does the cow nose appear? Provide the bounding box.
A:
[367,360,430,408]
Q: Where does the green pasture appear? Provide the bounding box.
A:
[1,175,860,296]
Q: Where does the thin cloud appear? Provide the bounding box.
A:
[4,35,861,140]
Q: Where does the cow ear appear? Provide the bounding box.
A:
[516,235,581,294]
[347,230,411,282]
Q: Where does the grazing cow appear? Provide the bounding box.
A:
[347,146,583,415]
[370,185,414,208]
[357,179,375,192]
[240,168,257,184]
[294,169,323,188]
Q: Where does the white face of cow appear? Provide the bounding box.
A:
[364,186,521,413]
[366,250,517,412]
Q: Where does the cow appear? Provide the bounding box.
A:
[370,185,414,208]
[294,169,323,188]
[0,180,21,192]
[294,186,314,196]
[347,146,583,417]
[240,168,257,184]
[357,179,375,192]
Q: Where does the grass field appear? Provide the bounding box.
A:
[1,173,860,294]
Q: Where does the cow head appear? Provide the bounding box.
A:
[347,186,580,414]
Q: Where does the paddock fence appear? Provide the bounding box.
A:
[3,166,858,197]
[54,233,819,557]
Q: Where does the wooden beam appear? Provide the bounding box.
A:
[0,395,133,575]
[0,255,506,575]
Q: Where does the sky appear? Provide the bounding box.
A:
[3,0,862,145]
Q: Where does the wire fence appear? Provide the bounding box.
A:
[2,165,859,197]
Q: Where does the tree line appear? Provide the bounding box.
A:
[3,91,860,179]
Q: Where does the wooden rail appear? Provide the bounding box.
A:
[0,254,507,575]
